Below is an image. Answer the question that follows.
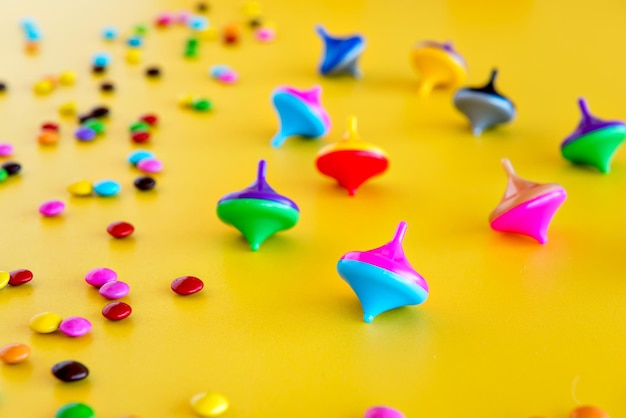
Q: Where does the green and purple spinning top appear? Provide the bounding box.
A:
[561,98,626,173]
[216,160,300,251]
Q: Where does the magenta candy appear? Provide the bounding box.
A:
[85,267,118,288]
[58,317,92,337]
[98,280,130,299]
[0,143,14,157]
[364,406,405,418]
[39,200,65,216]
[137,157,163,173]
[218,71,238,84]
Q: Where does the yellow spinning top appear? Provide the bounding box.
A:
[411,41,468,96]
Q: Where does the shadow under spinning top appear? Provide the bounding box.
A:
[337,222,429,323]
[216,160,300,251]
[315,25,365,78]
[453,69,515,136]
[489,158,566,244]
[270,85,331,147]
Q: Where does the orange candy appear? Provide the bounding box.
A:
[38,129,59,145]
[570,406,610,418]
[0,343,31,364]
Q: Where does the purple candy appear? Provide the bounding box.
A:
[58,316,92,337]
[85,267,117,288]
[98,280,130,300]
[39,200,65,217]
[75,126,96,141]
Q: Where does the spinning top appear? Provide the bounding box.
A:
[316,115,389,196]
[337,222,429,323]
[270,85,331,148]
[217,160,300,251]
[489,158,566,244]
[453,69,515,135]
[410,41,467,96]
[561,98,626,173]
[315,25,365,78]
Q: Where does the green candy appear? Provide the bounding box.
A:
[192,98,212,112]
[184,48,198,58]
[217,198,300,251]
[0,168,8,182]
[83,118,105,134]
[561,125,626,173]
[134,24,148,36]
[129,121,150,133]
[55,402,94,418]
[186,37,199,48]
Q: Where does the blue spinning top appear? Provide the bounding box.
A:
[270,85,331,147]
[316,25,365,78]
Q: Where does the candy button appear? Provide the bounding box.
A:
[0,271,9,289]
[75,126,97,141]
[85,267,117,287]
[171,276,204,295]
[131,131,151,143]
[137,157,163,173]
[90,106,110,119]
[30,312,63,333]
[38,130,59,145]
[190,392,229,417]
[2,161,21,175]
[83,118,106,134]
[39,200,65,217]
[55,402,95,418]
[58,317,92,337]
[134,176,156,191]
[128,150,155,166]
[102,301,132,321]
[9,269,33,286]
[93,52,111,67]
[145,66,161,78]
[58,71,76,86]
[99,280,130,299]
[59,101,77,116]
[67,180,93,197]
[0,143,14,156]
[255,27,276,42]
[102,26,118,40]
[107,221,135,238]
[130,121,150,132]
[140,113,158,126]
[192,98,212,112]
[0,168,7,182]
[93,179,121,197]
[0,343,31,364]
[52,360,89,382]
[42,122,59,131]
[570,406,610,418]
[364,406,405,418]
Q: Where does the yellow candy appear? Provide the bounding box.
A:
[59,101,77,117]
[190,392,229,417]
[0,271,9,289]
[241,1,261,17]
[58,71,77,86]
[261,20,276,30]
[67,180,93,197]
[126,49,142,64]
[29,312,63,333]
[198,27,218,41]
[33,80,55,95]
[178,94,194,108]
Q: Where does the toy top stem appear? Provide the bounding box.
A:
[578,97,592,122]
[256,159,268,190]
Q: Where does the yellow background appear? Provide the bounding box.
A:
[2,0,626,417]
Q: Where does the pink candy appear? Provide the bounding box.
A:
[85,267,118,288]
[58,316,92,337]
[155,12,174,27]
[39,200,65,217]
[255,27,276,42]
[218,71,238,84]
[0,143,14,157]
[364,406,405,418]
[137,157,163,173]
[99,280,130,300]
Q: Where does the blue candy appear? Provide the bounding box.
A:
[92,52,111,67]
[127,150,155,166]
[93,180,121,197]
[102,26,118,40]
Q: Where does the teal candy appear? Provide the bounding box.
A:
[271,92,327,147]
[93,180,121,197]
[128,150,155,165]
[337,259,429,323]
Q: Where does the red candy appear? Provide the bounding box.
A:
[139,114,158,126]
[107,221,135,238]
[102,301,132,321]
[131,131,151,143]
[171,276,204,295]
[9,269,33,286]
[41,122,59,132]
